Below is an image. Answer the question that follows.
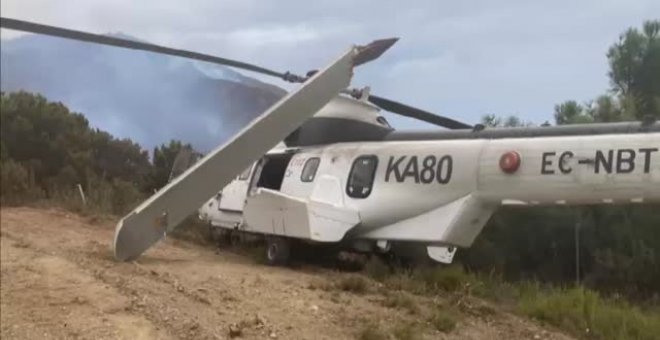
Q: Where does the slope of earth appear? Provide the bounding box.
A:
[0,207,573,340]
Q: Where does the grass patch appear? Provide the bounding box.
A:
[380,265,478,296]
[167,216,213,246]
[520,286,660,340]
[415,265,476,293]
[392,321,421,340]
[356,322,388,340]
[428,309,457,333]
[378,265,660,339]
[382,291,419,314]
[337,275,370,294]
[364,256,391,281]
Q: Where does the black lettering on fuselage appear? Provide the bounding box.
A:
[558,151,573,174]
[420,156,437,184]
[541,152,556,174]
[385,156,405,182]
[384,155,453,184]
[639,148,659,173]
[616,149,635,173]
[595,150,614,174]
[541,148,657,175]
[437,155,452,184]
[402,156,420,183]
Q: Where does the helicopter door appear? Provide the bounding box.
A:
[252,153,295,193]
[218,165,253,212]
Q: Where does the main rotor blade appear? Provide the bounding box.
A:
[368,95,472,129]
[353,38,399,66]
[0,17,304,81]
[113,42,359,261]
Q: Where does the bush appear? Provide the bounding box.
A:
[520,286,660,340]
[168,215,213,246]
[0,159,44,205]
[418,265,477,292]
[392,321,421,340]
[364,256,391,281]
[429,309,456,333]
[337,275,369,294]
[357,322,388,340]
[48,177,144,216]
[382,291,419,314]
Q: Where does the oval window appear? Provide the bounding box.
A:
[346,155,378,198]
[301,157,321,182]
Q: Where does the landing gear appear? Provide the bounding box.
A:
[229,230,242,247]
[265,236,291,266]
[209,226,232,248]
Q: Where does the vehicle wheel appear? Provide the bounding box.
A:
[266,236,291,266]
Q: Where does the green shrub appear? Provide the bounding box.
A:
[168,215,213,246]
[383,270,426,294]
[414,265,476,293]
[520,286,660,340]
[364,256,391,281]
[382,291,419,314]
[429,309,456,333]
[357,322,388,340]
[0,159,44,204]
[392,321,421,340]
[337,275,369,294]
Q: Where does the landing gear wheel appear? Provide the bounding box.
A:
[229,230,242,247]
[266,236,291,266]
[215,229,231,248]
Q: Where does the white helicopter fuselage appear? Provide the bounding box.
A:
[199,128,660,261]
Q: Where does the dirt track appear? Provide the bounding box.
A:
[0,207,573,339]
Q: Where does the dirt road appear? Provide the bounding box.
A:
[0,207,572,339]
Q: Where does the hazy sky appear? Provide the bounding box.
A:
[2,0,659,129]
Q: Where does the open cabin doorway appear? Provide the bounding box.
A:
[250,152,295,194]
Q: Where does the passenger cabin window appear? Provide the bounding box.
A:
[301,157,320,182]
[347,155,378,198]
[238,166,251,180]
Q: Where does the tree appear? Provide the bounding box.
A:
[554,100,593,125]
[586,95,626,123]
[481,114,530,127]
[607,20,660,119]
[0,91,152,197]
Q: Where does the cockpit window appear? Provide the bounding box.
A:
[347,155,378,198]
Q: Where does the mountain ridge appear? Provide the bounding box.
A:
[1,33,286,152]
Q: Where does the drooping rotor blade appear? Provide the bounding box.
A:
[113,43,360,261]
[353,38,399,66]
[368,94,472,129]
[0,17,306,82]
[168,146,199,182]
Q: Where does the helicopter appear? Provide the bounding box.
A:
[2,17,659,265]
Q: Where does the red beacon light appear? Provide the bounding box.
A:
[499,151,521,174]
